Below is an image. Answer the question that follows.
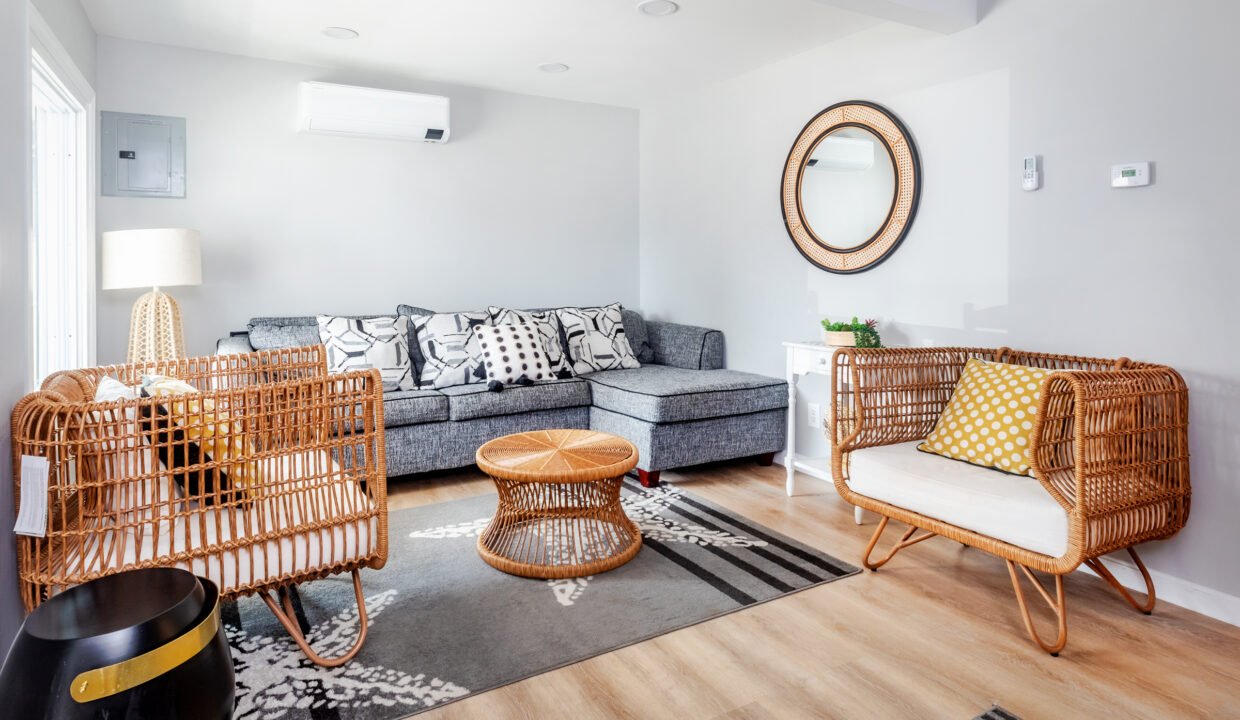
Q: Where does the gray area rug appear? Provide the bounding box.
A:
[224,480,859,718]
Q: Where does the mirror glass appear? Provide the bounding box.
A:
[799,127,896,250]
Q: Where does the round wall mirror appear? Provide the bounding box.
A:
[781,101,921,273]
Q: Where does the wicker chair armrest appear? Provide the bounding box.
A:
[1030,367,1190,531]
[832,347,992,452]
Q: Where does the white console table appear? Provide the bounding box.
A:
[782,340,864,524]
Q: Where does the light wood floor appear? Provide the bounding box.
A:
[388,462,1240,720]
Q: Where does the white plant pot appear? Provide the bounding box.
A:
[823,330,855,347]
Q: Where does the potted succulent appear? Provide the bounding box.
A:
[821,316,882,348]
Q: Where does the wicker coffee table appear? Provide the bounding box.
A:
[475,429,641,579]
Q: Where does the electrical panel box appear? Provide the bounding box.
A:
[101,111,186,198]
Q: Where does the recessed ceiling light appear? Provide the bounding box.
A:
[637,0,679,16]
[538,63,571,74]
[322,27,359,40]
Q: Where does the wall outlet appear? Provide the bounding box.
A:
[807,403,822,429]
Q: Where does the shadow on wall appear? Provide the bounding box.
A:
[872,300,1012,348]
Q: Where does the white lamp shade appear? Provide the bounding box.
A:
[101,228,203,290]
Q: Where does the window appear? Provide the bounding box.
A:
[30,21,94,386]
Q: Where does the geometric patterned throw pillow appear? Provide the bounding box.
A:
[918,358,1048,476]
[488,306,573,378]
[473,323,553,385]
[317,315,416,392]
[555,304,641,375]
[410,311,491,390]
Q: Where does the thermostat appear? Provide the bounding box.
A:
[1111,162,1150,188]
[1021,156,1040,191]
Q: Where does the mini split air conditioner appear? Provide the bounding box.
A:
[806,135,875,171]
[297,81,450,143]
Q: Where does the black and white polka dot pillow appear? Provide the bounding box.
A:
[473,323,552,384]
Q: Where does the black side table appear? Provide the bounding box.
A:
[0,568,234,718]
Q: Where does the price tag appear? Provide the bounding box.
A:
[14,455,49,538]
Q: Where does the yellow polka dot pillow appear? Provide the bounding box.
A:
[918,358,1048,475]
[138,374,259,505]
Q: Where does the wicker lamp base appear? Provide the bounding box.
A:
[127,287,186,364]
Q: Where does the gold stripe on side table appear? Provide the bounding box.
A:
[70,599,221,703]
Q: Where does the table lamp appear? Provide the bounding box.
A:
[101,228,202,363]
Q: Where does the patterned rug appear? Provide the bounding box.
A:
[224,480,859,718]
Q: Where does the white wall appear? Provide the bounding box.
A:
[640,0,1240,611]
[96,38,640,362]
[30,0,95,85]
[0,0,32,649]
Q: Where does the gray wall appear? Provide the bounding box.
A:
[31,0,96,84]
[0,0,32,650]
[640,0,1240,601]
[96,37,640,362]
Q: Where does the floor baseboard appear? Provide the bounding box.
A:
[1078,557,1240,628]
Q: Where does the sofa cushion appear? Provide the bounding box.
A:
[395,305,434,384]
[847,441,1068,557]
[411,310,491,389]
[440,378,591,421]
[557,304,641,374]
[584,366,786,423]
[318,315,416,392]
[383,389,449,427]
[474,323,555,384]
[488,307,573,378]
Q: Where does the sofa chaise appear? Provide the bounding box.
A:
[218,308,787,485]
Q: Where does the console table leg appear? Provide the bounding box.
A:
[784,354,798,497]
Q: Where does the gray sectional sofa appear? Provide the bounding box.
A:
[217,308,787,486]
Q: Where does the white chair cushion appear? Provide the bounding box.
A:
[848,441,1069,557]
[71,450,378,593]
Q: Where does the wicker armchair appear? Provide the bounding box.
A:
[11,346,388,666]
[831,347,1190,654]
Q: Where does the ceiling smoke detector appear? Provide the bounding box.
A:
[538,63,571,73]
[322,27,360,40]
[637,0,680,16]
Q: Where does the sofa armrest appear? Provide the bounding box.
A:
[1030,368,1190,549]
[645,321,725,370]
[216,332,255,355]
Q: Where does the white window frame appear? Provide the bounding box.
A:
[29,5,96,386]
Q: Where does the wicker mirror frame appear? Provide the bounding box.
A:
[781,101,921,274]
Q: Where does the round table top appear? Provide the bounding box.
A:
[476,429,638,483]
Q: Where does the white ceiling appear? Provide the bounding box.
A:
[79,0,878,108]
